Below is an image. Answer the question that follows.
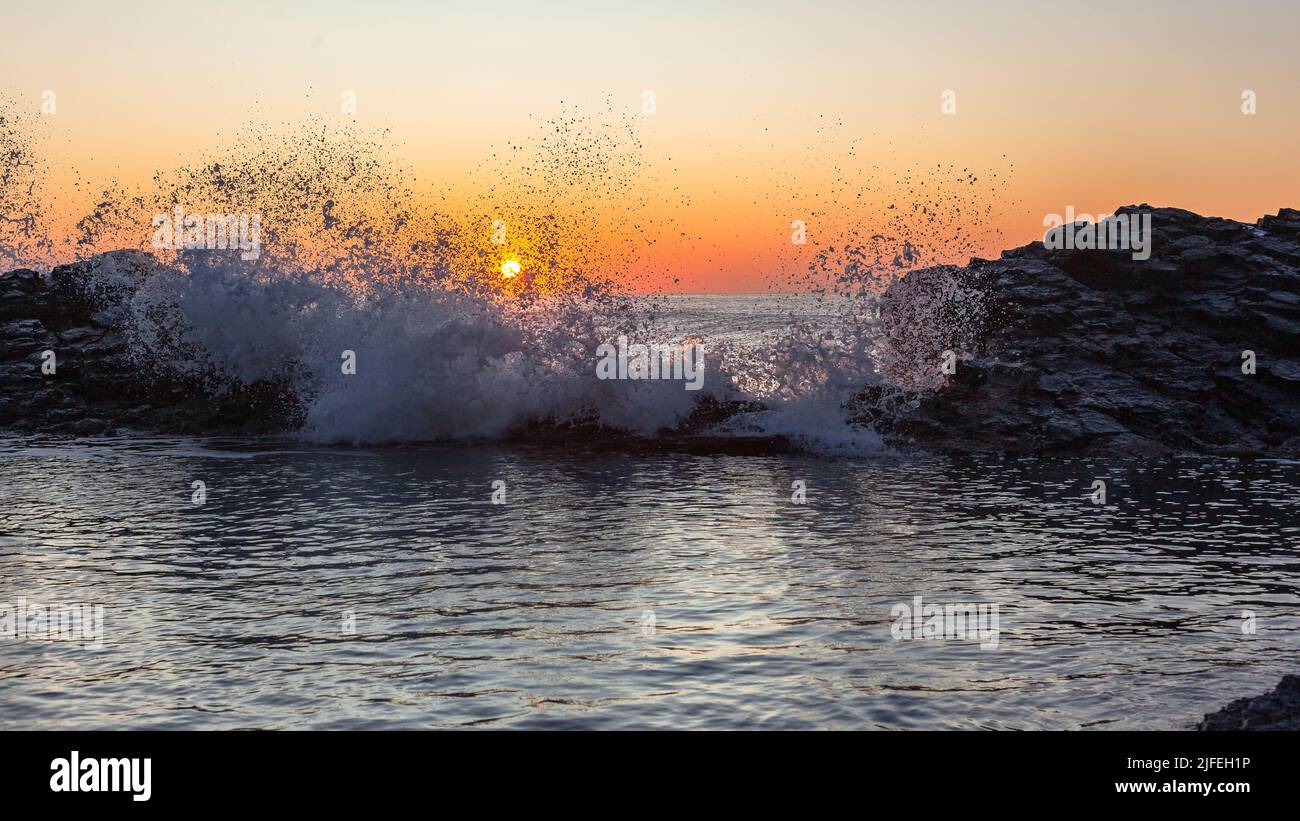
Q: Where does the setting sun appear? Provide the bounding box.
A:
[501,260,521,278]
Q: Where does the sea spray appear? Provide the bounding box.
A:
[1,100,1016,450]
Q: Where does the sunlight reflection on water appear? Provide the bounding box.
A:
[1,437,1297,729]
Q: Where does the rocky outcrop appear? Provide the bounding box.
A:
[856,206,1300,457]
[0,251,298,436]
[1199,675,1300,731]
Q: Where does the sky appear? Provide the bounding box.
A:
[2,0,1298,291]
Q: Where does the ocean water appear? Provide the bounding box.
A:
[2,437,1297,730]
[3,293,1299,730]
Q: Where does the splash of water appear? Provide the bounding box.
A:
[1,102,1014,450]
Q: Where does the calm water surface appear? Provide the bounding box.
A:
[1,437,1297,729]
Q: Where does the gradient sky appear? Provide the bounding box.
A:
[3,0,1298,291]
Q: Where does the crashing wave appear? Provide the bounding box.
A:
[0,100,1015,454]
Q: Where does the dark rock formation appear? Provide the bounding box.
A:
[0,250,298,436]
[856,206,1300,456]
[522,396,790,455]
[1199,675,1300,731]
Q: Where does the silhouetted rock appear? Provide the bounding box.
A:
[855,206,1300,456]
[0,253,299,436]
[1199,675,1300,731]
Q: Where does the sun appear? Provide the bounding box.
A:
[501,260,521,279]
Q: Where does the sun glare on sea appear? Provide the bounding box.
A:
[501,260,521,278]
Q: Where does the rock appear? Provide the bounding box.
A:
[0,268,44,295]
[0,252,300,437]
[854,206,1300,456]
[1198,675,1300,731]
[71,417,111,437]
[48,249,159,321]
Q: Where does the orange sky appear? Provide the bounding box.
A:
[3,0,1298,291]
